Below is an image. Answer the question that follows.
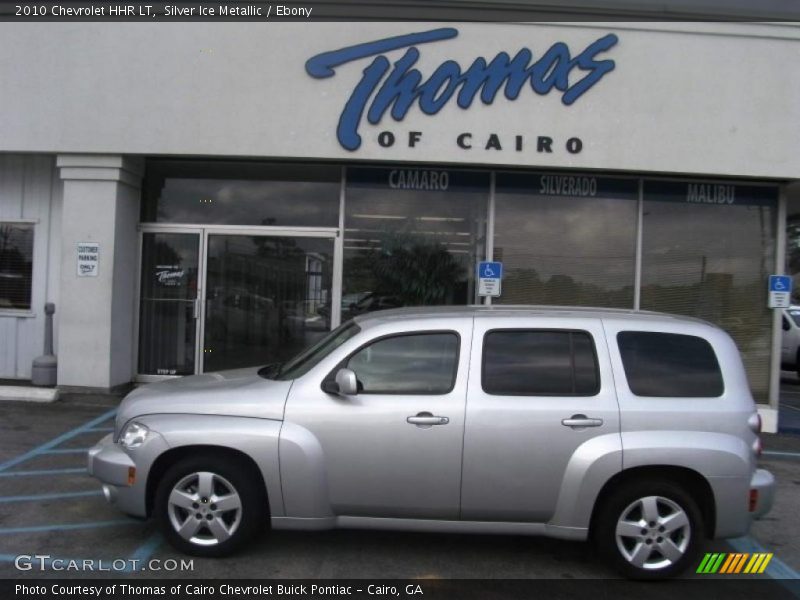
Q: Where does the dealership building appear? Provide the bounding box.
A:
[0,14,799,431]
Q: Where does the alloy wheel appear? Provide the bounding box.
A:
[614,495,691,570]
[166,471,243,546]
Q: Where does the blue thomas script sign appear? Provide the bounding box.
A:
[305,28,619,151]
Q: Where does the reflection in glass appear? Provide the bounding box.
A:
[142,161,340,227]
[347,333,459,394]
[344,168,488,318]
[204,235,333,372]
[640,182,777,402]
[494,174,638,308]
[482,330,598,396]
[0,223,34,310]
[617,332,723,398]
[138,233,199,375]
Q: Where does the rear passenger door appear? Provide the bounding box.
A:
[461,317,621,522]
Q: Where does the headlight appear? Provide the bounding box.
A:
[118,422,150,449]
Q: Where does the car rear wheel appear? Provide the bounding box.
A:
[594,480,704,579]
[154,454,267,557]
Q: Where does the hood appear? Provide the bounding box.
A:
[115,367,292,432]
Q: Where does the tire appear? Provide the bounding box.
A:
[795,349,800,378]
[594,480,704,579]
[154,454,268,557]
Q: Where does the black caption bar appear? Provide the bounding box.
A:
[3,0,800,21]
[3,2,322,21]
[3,579,798,600]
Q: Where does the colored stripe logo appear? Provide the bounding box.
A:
[697,552,773,574]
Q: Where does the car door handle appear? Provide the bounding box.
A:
[561,414,603,428]
[407,413,449,426]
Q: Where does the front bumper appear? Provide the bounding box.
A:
[750,468,775,520]
[87,431,166,518]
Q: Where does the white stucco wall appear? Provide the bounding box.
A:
[0,22,798,179]
[0,154,61,379]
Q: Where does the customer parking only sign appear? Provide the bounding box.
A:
[768,275,792,308]
[478,261,503,297]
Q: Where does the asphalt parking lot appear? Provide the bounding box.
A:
[0,390,798,595]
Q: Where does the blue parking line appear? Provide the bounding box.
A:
[0,467,87,477]
[41,448,91,455]
[762,450,800,460]
[0,490,102,503]
[0,519,138,535]
[0,407,116,473]
[728,536,800,595]
[124,532,163,571]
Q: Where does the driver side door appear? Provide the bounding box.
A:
[283,319,471,519]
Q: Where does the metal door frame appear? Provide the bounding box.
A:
[135,223,341,381]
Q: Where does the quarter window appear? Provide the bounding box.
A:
[346,332,459,394]
[482,330,599,396]
[617,331,724,397]
[0,223,34,310]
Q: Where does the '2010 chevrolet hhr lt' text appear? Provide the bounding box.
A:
[88,306,774,579]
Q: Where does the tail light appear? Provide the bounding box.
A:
[749,489,759,512]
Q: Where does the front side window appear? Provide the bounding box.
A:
[482,330,599,396]
[0,223,34,310]
[346,332,459,394]
[617,331,724,397]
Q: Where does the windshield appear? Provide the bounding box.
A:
[789,309,800,327]
[260,321,361,381]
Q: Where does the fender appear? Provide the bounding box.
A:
[277,422,334,519]
[620,430,754,538]
[549,430,753,536]
[547,433,622,536]
[137,414,284,516]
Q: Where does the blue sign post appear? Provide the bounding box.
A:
[478,261,503,297]
[768,275,792,308]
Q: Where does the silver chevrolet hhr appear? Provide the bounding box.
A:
[88,306,774,579]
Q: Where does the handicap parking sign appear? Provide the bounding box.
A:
[478,261,503,297]
[768,275,792,308]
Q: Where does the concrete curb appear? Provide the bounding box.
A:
[0,385,59,403]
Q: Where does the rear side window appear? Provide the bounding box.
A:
[617,331,723,397]
[482,330,599,396]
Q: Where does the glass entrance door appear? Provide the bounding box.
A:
[201,233,334,373]
[138,231,201,376]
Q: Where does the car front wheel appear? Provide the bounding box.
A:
[154,454,267,557]
[595,481,704,579]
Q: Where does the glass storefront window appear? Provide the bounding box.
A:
[203,234,334,372]
[494,173,638,308]
[640,181,778,402]
[343,167,489,318]
[0,222,34,310]
[138,232,199,376]
[142,161,340,227]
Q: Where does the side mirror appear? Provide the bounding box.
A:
[321,379,339,395]
[335,368,358,396]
